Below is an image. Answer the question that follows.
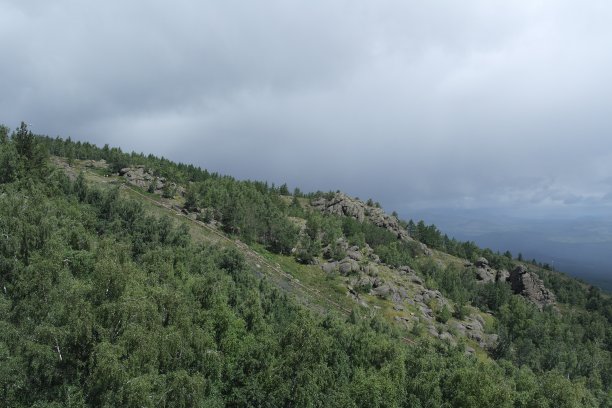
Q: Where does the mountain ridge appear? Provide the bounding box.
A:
[0,124,610,406]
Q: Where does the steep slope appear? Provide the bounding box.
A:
[1,128,610,406]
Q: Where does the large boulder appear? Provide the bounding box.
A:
[475,266,495,283]
[475,257,489,267]
[338,258,360,275]
[321,262,337,274]
[509,265,556,310]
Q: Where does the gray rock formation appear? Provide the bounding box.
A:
[321,262,337,274]
[338,258,360,275]
[119,166,185,197]
[475,257,489,268]
[474,257,496,283]
[475,266,496,283]
[496,269,510,282]
[509,265,556,310]
[311,192,410,241]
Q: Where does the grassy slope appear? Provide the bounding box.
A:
[59,158,514,359]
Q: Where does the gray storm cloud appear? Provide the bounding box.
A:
[2,0,612,215]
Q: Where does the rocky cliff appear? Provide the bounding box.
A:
[509,265,556,310]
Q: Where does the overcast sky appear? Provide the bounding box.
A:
[2,0,612,217]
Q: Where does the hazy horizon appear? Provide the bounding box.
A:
[2,1,611,289]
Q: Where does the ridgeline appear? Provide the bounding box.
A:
[1,123,610,407]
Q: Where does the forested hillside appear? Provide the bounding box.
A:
[1,123,610,407]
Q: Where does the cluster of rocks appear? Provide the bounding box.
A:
[320,240,381,275]
[471,257,509,283]
[509,265,556,310]
[451,315,498,349]
[119,166,185,197]
[467,257,556,310]
[320,241,501,353]
[83,159,108,169]
[311,192,410,241]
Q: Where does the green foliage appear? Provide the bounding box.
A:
[473,281,513,312]
[0,139,20,184]
[0,124,9,144]
[161,182,176,198]
[294,234,321,264]
[0,123,50,184]
[436,305,452,324]
[374,241,417,268]
[0,127,609,407]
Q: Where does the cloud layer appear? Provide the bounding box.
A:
[2,0,612,216]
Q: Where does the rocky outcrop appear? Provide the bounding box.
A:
[311,192,410,241]
[509,265,556,310]
[83,159,108,169]
[119,166,185,197]
[471,257,510,284]
[473,257,496,283]
[496,269,510,282]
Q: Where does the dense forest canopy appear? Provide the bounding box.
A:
[0,123,610,406]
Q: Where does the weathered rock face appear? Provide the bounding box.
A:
[475,257,489,268]
[471,257,510,284]
[475,266,496,283]
[473,257,496,283]
[496,269,510,282]
[509,265,556,310]
[311,192,410,241]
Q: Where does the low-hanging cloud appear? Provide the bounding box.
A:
[2,0,612,217]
